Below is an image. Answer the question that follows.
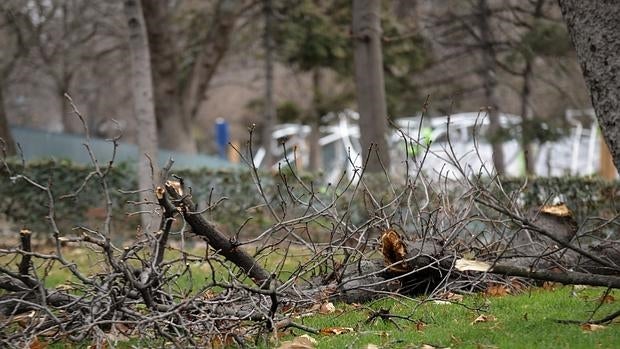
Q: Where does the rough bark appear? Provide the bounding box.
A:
[308,69,322,172]
[142,0,196,153]
[261,0,275,168]
[352,0,391,173]
[182,1,238,122]
[164,181,272,288]
[518,0,545,176]
[558,0,620,172]
[0,87,16,156]
[478,0,505,175]
[124,0,159,230]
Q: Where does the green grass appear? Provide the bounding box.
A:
[285,287,619,349]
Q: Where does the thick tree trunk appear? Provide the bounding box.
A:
[261,0,275,168]
[558,0,620,173]
[0,87,16,156]
[478,0,505,175]
[142,0,196,154]
[352,0,391,173]
[182,1,237,124]
[124,0,159,230]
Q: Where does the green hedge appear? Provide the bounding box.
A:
[1,159,617,241]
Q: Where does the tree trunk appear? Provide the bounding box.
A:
[124,0,159,230]
[142,0,196,154]
[558,0,620,173]
[478,0,505,175]
[308,69,322,172]
[352,0,391,173]
[261,0,275,169]
[519,60,535,176]
[0,87,16,156]
[182,1,238,128]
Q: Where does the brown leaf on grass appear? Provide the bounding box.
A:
[581,323,606,332]
[277,335,317,349]
[416,320,427,331]
[87,341,108,349]
[29,338,48,349]
[542,281,559,291]
[471,314,496,325]
[319,326,354,335]
[485,284,510,297]
[599,294,615,304]
[509,278,528,293]
[319,302,336,314]
[211,334,236,348]
[437,291,464,302]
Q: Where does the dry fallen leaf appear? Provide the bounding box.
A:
[320,326,354,335]
[437,291,464,302]
[29,338,48,349]
[319,302,336,314]
[542,281,559,291]
[485,284,510,297]
[471,314,496,325]
[276,335,317,349]
[581,323,606,332]
[416,321,427,331]
[599,294,615,304]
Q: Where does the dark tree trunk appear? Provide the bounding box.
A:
[558,0,620,173]
[352,0,391,173]
[478,0,505,175]
[308,69,322,172]
[261,0,275,168]
[124,0,159,230]
[142,0,196,153]
[0,87,16,156]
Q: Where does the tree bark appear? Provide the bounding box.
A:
[261,0,275,168]
[142,0,196,154]
[164,181,272,288]
[352,0,391,173]
[308,68,322,172]
[0,87,16,156]
[182,1,238,124]
[478,0,505,175]
[124,0,159,230]
[558,0,620,173]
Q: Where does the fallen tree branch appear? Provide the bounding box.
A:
[164,180,272,288]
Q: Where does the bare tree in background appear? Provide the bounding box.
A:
[124,0,159,230]
[5,0,115,134]
[142,0,245,154]
[558,0,620,172]
[352,0,390,172]
[0,3,26,156]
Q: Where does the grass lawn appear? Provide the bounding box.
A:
[286,286,619,349]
